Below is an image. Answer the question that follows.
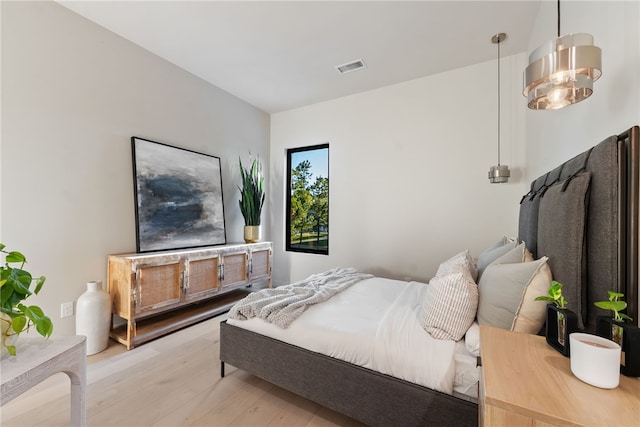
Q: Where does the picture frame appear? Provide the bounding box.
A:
[131,137,226,252]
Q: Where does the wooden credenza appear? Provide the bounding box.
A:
[108,242,272,349]
[479,325,640,426]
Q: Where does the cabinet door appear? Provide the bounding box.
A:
[108,257,134,319]
[249,248,271,280]
[220,251,248,290]
[135,262,183,314]
[185,256,220,301]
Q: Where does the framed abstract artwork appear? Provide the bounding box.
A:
[131,137,226,252]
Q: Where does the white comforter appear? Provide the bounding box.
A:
[227,277,461,394]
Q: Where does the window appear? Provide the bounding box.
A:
[286,144,329,255]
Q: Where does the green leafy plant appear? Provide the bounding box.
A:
[238,154,265,226]
[0,243,53,355]
[535,280,568,309]
[594,291,633,323]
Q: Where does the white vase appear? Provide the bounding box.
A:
[76,280,111,355]
[570,332,621,389]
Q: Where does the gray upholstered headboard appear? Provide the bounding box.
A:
[519,126,639,332]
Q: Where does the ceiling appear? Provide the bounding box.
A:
[57,1,542,114]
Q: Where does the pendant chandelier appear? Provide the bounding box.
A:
[523,0,602,110]
[489,33,510,184]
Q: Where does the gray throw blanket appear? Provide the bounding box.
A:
[228,267,373,328]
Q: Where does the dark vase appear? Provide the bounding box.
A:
[545,304,579,357]
[596,316,640,377]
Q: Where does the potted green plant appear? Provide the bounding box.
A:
[535,280,578,356]
[0,243,53,356]
[238,154,265,243]
[594,291,639,377]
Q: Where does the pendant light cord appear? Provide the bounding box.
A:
[497,37,501,166]
[557,0,561,37]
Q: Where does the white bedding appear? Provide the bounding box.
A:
[227,276,479,397]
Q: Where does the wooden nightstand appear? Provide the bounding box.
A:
[479,325,640,426]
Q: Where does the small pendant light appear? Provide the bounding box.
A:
[489,33,510,184]
[523,0,601,110]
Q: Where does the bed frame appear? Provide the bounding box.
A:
[220,126,639,427]
[519,126,639,329]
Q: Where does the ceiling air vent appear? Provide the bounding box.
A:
[335,59,367,75]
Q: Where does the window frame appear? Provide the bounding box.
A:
[285,143,330,255]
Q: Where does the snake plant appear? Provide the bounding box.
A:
[238,155,265,226]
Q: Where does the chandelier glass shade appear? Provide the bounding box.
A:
[523,3,602,110]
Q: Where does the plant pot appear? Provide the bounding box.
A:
[570,333,621,389]
[596,316,640,377]
[244,225,261,243]
[545,304,579,356]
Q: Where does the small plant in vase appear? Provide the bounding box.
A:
[238,154,265,243]
[595,291,632,345]
[0,244,53,356]
[594,291,639,377]
[535,280,578,356]
[535,280,568,308]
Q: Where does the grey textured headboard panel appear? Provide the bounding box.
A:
[537,172,592,329]
[518,175,547,259]
[519,126,639,332]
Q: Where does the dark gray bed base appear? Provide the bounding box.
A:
[220,320,477,427]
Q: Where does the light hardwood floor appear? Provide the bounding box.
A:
[1,315,365,427]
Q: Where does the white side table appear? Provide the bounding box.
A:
[1,335,87,427]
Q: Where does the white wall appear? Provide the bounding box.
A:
[525,1,640,321]
[525,0,640,180]
[1,1,270,336]
[5,1,636,337]
[270,54,528,285]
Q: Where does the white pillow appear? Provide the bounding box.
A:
[464,322,481,357]
[489,242,528,266]
[435,250,478,282]
[481,236,514,253]
[524,247,534,262]
[477,257,551,334]
[422,272,478,341]
[512,261,553,333]
[476,239,518,279]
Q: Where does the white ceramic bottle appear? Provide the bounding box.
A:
[76,280,111,355]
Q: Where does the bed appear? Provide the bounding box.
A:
[220,126,639,427]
